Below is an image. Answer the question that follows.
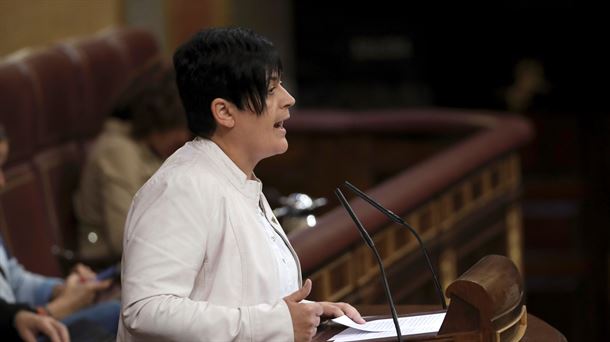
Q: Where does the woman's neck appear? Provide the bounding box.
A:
[210,136,257,180]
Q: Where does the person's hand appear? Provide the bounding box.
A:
[14,310,70,342]
[71,263,97,282]
[50,263,98,300]
[283,279,323,342]
[318,301,365,324]
[47,273,112,319]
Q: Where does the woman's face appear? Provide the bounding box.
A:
[231,75,295,164]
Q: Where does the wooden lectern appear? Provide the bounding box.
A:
[434,254,527,341]
[316,254,530,341]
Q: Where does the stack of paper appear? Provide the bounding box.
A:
[329,312,446,341]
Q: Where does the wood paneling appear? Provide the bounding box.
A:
[0,0,122,57]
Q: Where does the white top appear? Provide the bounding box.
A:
[118,138,301,341]
[256,204,299,297]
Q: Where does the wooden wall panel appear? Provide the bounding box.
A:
[0,0,122,57]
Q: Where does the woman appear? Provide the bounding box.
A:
[119,27,364,341]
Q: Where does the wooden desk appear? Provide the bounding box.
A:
[314,305,566,342]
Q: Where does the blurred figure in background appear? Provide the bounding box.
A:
[1,124,119,340]
[502,58,550,113]
[73,58,190,264]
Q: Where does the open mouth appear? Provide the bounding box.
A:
[274,116,290,129]
[274,114,290,130]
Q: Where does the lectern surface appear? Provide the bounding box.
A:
[313,305,566,342]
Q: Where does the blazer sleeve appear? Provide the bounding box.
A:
[1,243,61,307]
[120,172,294,341]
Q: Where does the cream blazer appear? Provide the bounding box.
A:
[118,138,302,341]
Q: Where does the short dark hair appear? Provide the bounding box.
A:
[112,57,186,139]
[173,27,283,138]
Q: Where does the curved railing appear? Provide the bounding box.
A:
[280,108,534,303]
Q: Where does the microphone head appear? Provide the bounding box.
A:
[343,180,403,224]
[343,181,447,309]
[334,188,375,249]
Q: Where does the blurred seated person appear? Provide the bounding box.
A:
[1,298,69,342]
[0,124,120,338]
[74,58,190,263]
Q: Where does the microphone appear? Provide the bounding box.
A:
[343,181,448,309]
[335,188,403,342]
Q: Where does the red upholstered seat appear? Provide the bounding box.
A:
[20,46,84,148]
[0,27,161,274]
[0,60,38,164]
[0,163,62,277]
[105,27,160,69]
[61,34,131,138]
[33,143,84,254]
[56,28,161,140]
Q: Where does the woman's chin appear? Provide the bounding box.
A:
[276,141,289,155]
[272,140,289,156]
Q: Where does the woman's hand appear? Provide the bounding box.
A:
[14,310,70,342]
[284,279,323,342]
[318,301,365,324]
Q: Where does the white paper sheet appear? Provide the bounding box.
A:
[329,312,446,341]
[331,315,388,332]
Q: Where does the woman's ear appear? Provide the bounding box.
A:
[211,98,235,129]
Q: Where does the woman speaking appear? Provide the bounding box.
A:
[118,27,364,341]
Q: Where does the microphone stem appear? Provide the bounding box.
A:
[335,189,403,342]
[344,181,448,309]
[373,244,403,342]
[399,219,447,309]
